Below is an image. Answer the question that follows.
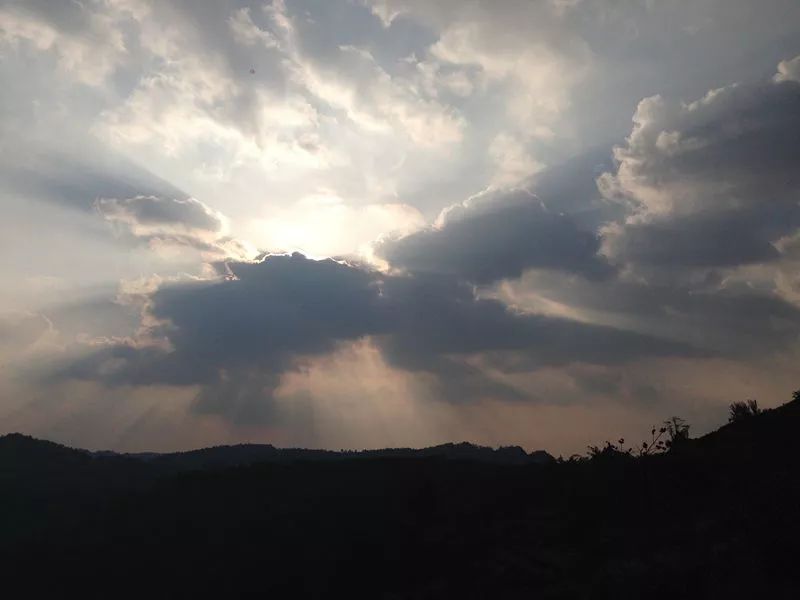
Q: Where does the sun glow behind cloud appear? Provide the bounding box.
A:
[245,192,425,259]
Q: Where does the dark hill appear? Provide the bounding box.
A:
[2,393,800,599]
[692,395,800,457]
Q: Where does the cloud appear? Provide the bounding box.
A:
[6,0,800,449]
[494,268,800,359]
[0,144,188,213]
[59,251,693,422]
[364,0,800,182]
[60,253,388,422]
[96,196,225,236]
[94,58,322,173]
[95,195,254,259]
[228,7,278,49]
[488,133,544,187]
[0,2,127,86]
[364,0,590,135]
[776,55,800,83]
[601,209,785,268]
[599,57,800,269]
[479,55,800,382]
[377,188,613,283]
[374,271,694,374]
[83,0,331,181]
[266,2,466,147]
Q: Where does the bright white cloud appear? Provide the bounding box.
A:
[366,0,590,137]
[266,1,465,147]
[430,20,585,134]
[488,133,544,187]
[776,55,800,83]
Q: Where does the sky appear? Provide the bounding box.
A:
[1,0,799,455]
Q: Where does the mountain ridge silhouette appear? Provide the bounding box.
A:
[1,433,555,469]
[2,392,799,598]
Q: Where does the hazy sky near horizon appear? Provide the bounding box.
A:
[1,0,800,454]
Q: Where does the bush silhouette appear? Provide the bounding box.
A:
[728,399,761,423]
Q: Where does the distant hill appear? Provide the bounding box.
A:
[1,434,554,474]
[99,440,555,470]
[2,393,799,599]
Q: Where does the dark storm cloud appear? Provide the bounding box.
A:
[150,254,386,367]
[60,252,694,420]
[603,207,789,268]
[61,254,390,421]
[377,189,613,284]
[530,147,617,223]
[376,273,690,368]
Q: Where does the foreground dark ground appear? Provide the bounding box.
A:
[2,394,800,599]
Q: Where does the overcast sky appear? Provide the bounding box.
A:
[1,0,799,454]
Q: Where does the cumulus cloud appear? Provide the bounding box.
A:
[378,188,613,283]
[599,58,800,269]
[487,54,800,368]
